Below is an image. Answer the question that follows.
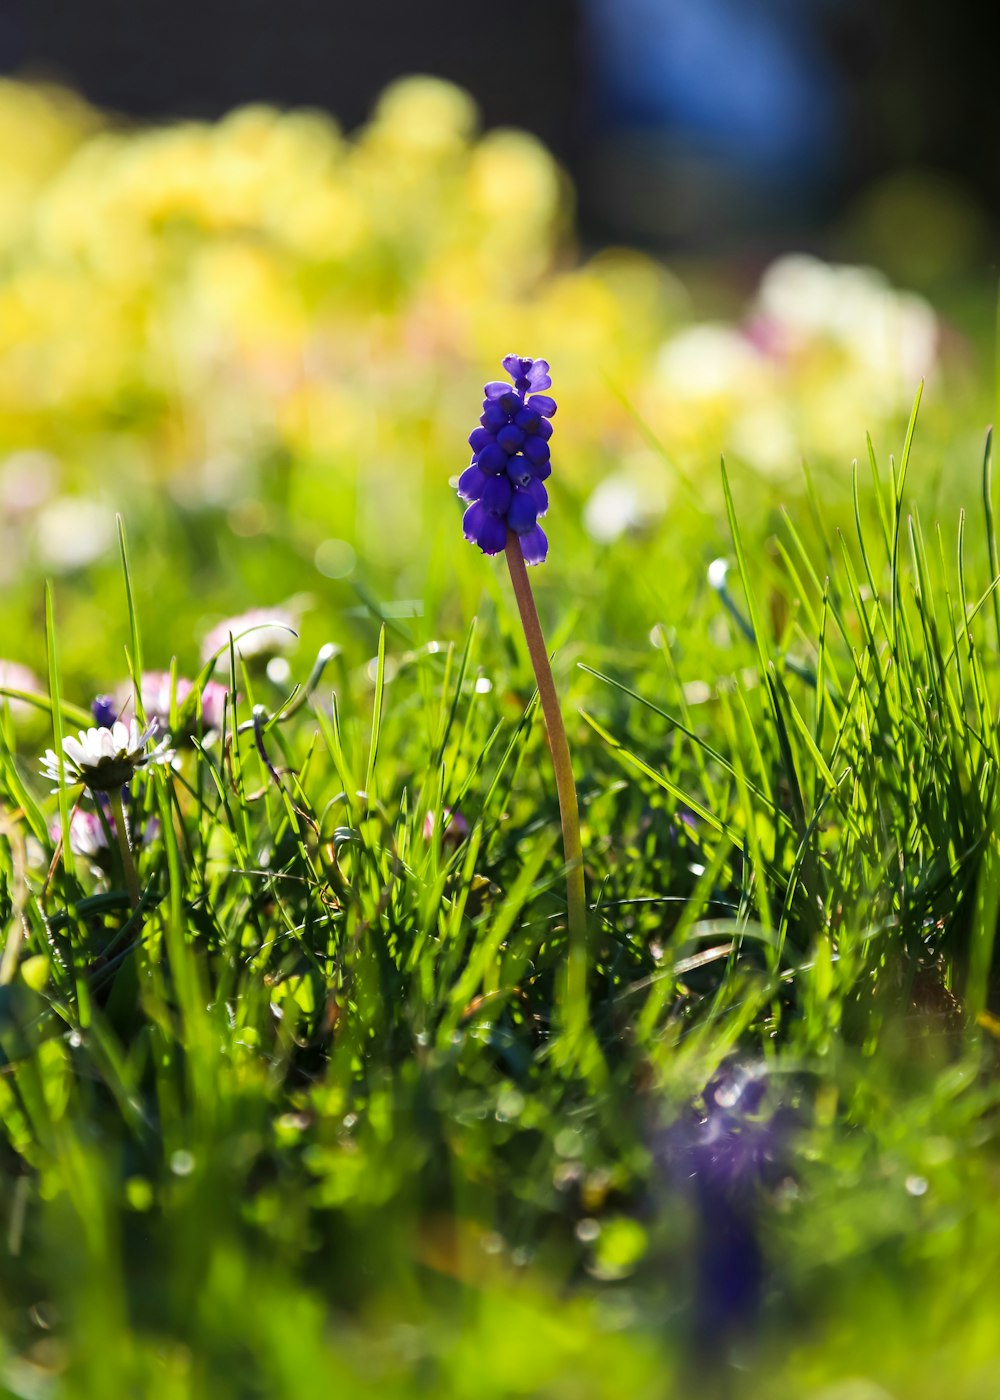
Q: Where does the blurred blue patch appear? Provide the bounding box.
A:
[585,0,840,183]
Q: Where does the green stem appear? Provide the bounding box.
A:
[504,532,588,1032]
[108,786,141,911]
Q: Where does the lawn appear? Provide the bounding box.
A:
[1,76,999,1399]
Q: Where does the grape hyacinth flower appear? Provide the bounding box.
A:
[655,1062,796,1360]
[91,693,120,728]
[458,354,555,566]
[42,719,173,909]
[458,357,588,1053]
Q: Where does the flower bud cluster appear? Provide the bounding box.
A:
[458,355,555,565]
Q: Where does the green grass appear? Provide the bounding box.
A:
[3,378,1000,1398]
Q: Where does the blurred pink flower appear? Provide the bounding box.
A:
[0,659,43,720]
[201,607,299,667]
[422,807,469,846]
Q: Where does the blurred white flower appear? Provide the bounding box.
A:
[41,719,173,793]
[584,476,643,543]
[755,254,845,345]
[707,559,730,591]
[730,403,798,476]
[0,450,59,518]
[655,324,761,402]
[755,253,938,402]
[35,496,115,570]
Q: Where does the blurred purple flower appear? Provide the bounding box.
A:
[92,694,120,728]
[460,355,555,564]
[655,1062,792,1351]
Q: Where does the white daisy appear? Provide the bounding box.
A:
[41,718,174,794]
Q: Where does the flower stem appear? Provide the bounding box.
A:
[504,532,588,1037]
[108,786,141,911]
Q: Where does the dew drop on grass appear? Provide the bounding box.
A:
[170,1150,195,1177]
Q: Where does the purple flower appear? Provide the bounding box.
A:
[463,502,507,555]
[501,354,552,392]
[520,526,548,566]
[92,694,119,728]
[458,355,555,565]
[654,1062,795,1355]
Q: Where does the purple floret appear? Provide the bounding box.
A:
[527,478,548,514]
[502,354,552,392]
[92,694,119,728]
[507,488,538,535]
[476,442,508,475]
[458,464,486,501]
[457,355,556,566]
[463,502,508,556]
[481,475,513,516]
[522,435,550,466]
[519,525,548,565]
[469,426,494,452]
[497,424,525,454]
[506,455,533,489]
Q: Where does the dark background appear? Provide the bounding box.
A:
[2,0,995,260]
